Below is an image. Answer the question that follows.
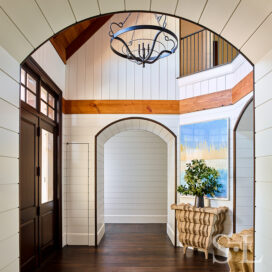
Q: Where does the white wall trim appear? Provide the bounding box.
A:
[167,223,175,245]
[97,224,105,244]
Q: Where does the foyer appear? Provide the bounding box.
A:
[1,1,272,272]
[38,224,229,272]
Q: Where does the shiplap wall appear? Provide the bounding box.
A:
[0,46,20,272]
[32,41,66,92]
[62,91,252,251]
[64,143,90,245]
[178,54,253,99]
[235,101,254,233]
[65,13,180,100]
[104,130,167,223]
[255,49,272,271]
[179,93,253,242]
[1,1,272,270]
[63,114,180,246]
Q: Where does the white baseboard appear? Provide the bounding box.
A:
[65,227,105,246]
[97,224,105,244]
[167,224,175,245]
[104,215,167,223]
[66,233,96,246]
[62,233,67,247]
[66,233,90,245]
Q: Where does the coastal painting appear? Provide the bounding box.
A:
[180,119,229,199]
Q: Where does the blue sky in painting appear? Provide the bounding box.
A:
[180,119,228,150]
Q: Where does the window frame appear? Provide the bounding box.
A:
[40,82,57,121]
[20,58,61,125]
[20,67,39,109]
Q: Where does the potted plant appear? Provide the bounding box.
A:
[177,159,222,208]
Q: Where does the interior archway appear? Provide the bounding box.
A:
[233,98,254,233]
[95,117,177,246]
[5,1,272,270]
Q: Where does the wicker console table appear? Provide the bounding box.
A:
[171,203,228,259]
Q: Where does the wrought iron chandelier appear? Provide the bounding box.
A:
[109,13,178,67]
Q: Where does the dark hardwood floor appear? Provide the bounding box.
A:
[38,224,229,272]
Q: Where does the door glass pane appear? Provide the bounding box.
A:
[41,86,47,102]
[27,74,36,93]
[26,91,36,108]
[20,86,25,101]
[41,100,47,115]
[41,129,54,204]
[48,94,55,108]
[48,107,55,120]
[21,69,25,85]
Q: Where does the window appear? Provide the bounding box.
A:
[20,68,37,108]
[40,86,56,121]
[20,67,56,121]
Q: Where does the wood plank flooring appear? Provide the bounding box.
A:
[38,224,229,272]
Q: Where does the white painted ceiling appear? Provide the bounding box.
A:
[0,0,271,63]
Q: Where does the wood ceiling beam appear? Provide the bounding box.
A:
[66,15,113,60]
[50,38,67,64]
[62,72,253,114]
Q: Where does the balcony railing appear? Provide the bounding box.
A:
[180,29,238,77]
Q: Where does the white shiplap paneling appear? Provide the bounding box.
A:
[235,101,254,232]
[63,114,179,245]
[0,9,33,62]
[104,130,167,223]
[32,41,66,92]
[36,0,76,34]
[0,46,19,272]
[199,0,240,34]
[221,0,272,50]
[0,0,53,48]
[65,13,180,100]
[69,0,100,22]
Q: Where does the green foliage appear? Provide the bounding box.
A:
[177,159,222,197]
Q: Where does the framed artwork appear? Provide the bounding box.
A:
[180,118,229,199]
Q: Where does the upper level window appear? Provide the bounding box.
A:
[40,86,56,121]
[20,68,37,108]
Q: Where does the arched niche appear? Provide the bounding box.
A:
[95,117,177,246]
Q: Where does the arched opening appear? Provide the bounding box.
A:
[5,2,272,271]
[233,98,254,233]
[95,117,177,246]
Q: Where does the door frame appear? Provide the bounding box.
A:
[19,56,63,263]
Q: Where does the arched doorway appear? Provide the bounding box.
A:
[95,117,177,246]
[5,2,272,271]
[233,98,254,233]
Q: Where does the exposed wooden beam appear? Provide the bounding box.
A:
[232,71,253,103]
[62,91,233,115]
[66,15,113,60]
[62,99,180,114]
[50,38,67,64]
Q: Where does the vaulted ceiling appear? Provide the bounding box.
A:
[50,15,112,63]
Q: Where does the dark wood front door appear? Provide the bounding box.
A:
[39,120,56,261]
[20,109,58,271]
[20,109,39,271]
